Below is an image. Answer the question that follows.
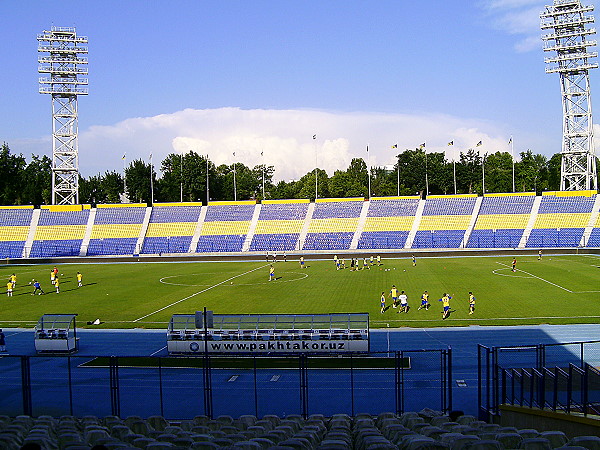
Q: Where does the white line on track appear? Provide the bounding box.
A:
[371,314,600,323]
[149,346,167,356]
[132,264,269,322]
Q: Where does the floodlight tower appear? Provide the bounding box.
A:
[541,0,598,191]
[38,27,88,205]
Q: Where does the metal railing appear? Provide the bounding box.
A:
[478,340,600,421]
[0,349,452,420]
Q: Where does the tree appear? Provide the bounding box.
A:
[125,159,153,203]
[0,143,27,205]
[516,150,548,194]
[457,149,482,194]
[21,154,52,205]
[484,151,513,193]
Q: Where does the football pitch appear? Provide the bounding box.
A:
[0,254,599,329]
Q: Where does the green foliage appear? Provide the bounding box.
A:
[0,142,582,205]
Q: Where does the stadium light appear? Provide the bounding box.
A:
[541,0,598,191]
[38,27,88,205]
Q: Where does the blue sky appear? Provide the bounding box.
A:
[1,0,598,181]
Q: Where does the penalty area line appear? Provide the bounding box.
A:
[496,262,573,293]
[132,264,269,322]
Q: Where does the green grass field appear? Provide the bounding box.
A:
[0,254,599,329]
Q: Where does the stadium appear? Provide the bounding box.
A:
[2,2,600,450]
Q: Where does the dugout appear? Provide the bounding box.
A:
[167,312,370,354]
[34,314,78,353]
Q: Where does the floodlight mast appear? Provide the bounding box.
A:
[38,27,88,205]
[541,0,598,191]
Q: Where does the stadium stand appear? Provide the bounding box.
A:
[0,206,33,258]
[467,193,535,248]
[0,411,596,449]
[141,203,202,254]
[413,195,477,249]
[86,204,147,256]
[29,205,90,257]
[358,196,420,249]
[249,199,309,252]
[526,191,596,248]
[587,211,600,247]
[303,198,363,250]
[196,201,255,253]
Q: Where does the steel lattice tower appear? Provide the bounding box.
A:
[541,0,598,191]
[38,27,88,205]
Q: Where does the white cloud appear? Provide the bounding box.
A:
[479,1,546,52]
[70,107,519,181]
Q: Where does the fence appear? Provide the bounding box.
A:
[478,340,600,421]
[0,349,452,420]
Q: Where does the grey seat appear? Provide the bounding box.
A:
[495,432,523,449]
[519,437,552,449]
[540,430,568,448]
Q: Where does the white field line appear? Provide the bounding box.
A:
[133,264,269,322]
[495,262,600,294]
[159,271,308,287]
[495,262,573,292]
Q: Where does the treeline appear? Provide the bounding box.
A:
[1,141,595,206]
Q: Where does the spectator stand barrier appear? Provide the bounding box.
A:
[478,340,600,422]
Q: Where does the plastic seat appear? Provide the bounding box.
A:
[519,437,552,449]
[147,416,170,432]
[569,436,600,450]
[495,432,523,449]
[540,430,567,448]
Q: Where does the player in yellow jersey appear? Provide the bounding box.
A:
[538,250,542,261]
[7,280,13,297]
[439,293,452,320]
[269,265,275,281]
[77,271,83,287]
[377,255,381,266]
[50,270,56,286]
[380,292,386,313]
[469,292,476,315]
[10,273,16,288]
[418,291,429,310]
[300,256,305,269]
[54,277,60,294]
[390,285,399,308]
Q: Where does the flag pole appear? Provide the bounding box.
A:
[313,135,318,200]
[206,155,210,204]
[367,145,371,199]
[261,150,265,199]
[510,136,515,193]
[149,153,154,205]
[180,151,184,203]
[122,153,127,201]
[233,152,237,202]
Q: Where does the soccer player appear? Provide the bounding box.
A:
[269,265,275,281]
[418,291,430,310]
[363,258,370,270]
[333,255,338,267]
[32,280,44,295]
[398,290,409,313]
[7,279,13,297]
[390,285,399,308]
[340,259,345,269]
[439,293,452,320]
[469,292,476,315]
[300,256,305,269]
[412,254,416,267]
[10,273,16,287]
[50,269,56,286]
[380,292,386,313]
[77,271,83,287]
[377,255,381,266]
[538,250,542,261]
[55,277,60,294]
[512,257,517,272]
[283,252,287,262]
[53,266,59,277]
[370,255,374,266]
